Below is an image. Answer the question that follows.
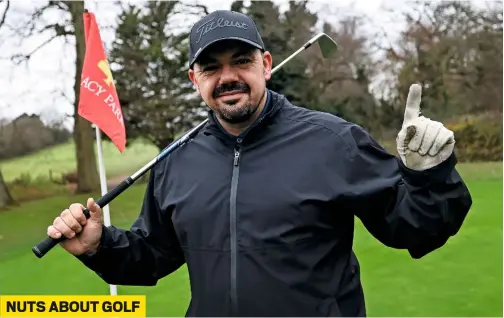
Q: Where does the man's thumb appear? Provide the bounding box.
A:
[86,197,102,222]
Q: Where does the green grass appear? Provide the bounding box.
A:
[355,176,502,316]
[0,139,159,183]
[0,162,501,317]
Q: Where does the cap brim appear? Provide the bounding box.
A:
[190,37,264,68]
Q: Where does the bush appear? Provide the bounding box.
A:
[0,114,71,160]
[446,113,502,162]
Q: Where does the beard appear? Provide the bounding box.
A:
[212,81,260,124]
[216,98,259,124]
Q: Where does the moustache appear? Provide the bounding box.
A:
[213,82,250,99]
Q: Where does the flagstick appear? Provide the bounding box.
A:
[93,124,118,296]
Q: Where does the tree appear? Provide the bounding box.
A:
[0,169,13,208]
[0,0,8,29]
[234,1,378,132]
[109,1,207,150]
[380,1,503,122]
[0,0,14,207]
[306,16,379,133]
[235,0,314,106]
[65,1,100,193]
[0,1,100,193]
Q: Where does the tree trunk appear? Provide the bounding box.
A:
[68,1,100,193]
[0,169,14,207]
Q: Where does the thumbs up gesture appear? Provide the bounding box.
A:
[396,84,455,171]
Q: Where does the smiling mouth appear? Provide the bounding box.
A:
[218,91,246,98]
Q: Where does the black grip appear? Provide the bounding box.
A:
[32,177,134,259]
[96,178,132,208]
[32,235,65,258]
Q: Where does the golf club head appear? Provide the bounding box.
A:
[315,33,339,59]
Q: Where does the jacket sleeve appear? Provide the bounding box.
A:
[75,166,185,286]
[337,123,472,259]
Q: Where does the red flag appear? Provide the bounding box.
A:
[78,11,126,152]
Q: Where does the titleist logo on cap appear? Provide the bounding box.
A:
[196,17,248,43]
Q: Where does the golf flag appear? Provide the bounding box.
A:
[78,10,126,152]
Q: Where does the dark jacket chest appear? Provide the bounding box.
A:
[157,119,352,252]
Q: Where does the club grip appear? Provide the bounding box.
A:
[32,235,65,258]
[31,207,91,258]
[32,177,134,259]
[32,208,91,258]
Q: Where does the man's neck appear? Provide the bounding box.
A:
[217,90,268,136]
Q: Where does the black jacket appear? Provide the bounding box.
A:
[77,89,472,317]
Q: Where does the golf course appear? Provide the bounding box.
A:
[0,140,502,317]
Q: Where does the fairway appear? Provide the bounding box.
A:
[0,162,501,317]
[0,139,159,183]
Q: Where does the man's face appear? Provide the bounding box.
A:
[189,40,273,124]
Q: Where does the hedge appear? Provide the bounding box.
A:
[446,113,502,162]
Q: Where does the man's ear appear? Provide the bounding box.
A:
[262,51,273,80]
[188,68,200,93]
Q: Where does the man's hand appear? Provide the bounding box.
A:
[396,84,455,171]
[46,198,103,256]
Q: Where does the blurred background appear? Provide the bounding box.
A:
[0,0,502,317]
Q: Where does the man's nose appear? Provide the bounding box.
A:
[218,64,239,85]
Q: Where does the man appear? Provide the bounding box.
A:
[47,10,472,317]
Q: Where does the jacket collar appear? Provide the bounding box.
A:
[203,89,284,146]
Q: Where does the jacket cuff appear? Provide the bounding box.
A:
[398,152,458,186]
[74,224,113,267]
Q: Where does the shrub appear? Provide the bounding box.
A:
[446,113,502,162]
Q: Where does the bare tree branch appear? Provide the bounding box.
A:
[21,2,56,37]
[54,84,73,105]
[0,0,9,29]
[182,3,209,15]
[6,2,73,65]
[49,0,69,12]
[11,33,65,65]
[8,1,69,38]
[38,22,74,36]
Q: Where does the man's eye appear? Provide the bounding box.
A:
[203,65,218,72]
[235,58,251,65]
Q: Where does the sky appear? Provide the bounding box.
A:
[0,0,487,130]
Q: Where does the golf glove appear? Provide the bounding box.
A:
[396,84,455,171]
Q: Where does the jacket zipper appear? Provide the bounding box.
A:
[229,138,242,315]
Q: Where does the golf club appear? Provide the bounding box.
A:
[32,32,338,259]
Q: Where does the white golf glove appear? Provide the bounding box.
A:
[396,84,455,171]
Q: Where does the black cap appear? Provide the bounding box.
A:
[189,10,265,69]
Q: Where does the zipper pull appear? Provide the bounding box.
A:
[234,149,241,166]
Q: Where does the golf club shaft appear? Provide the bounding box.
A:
[32,32,336,259]
[270,33,324,74]
[32,120,207,258]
